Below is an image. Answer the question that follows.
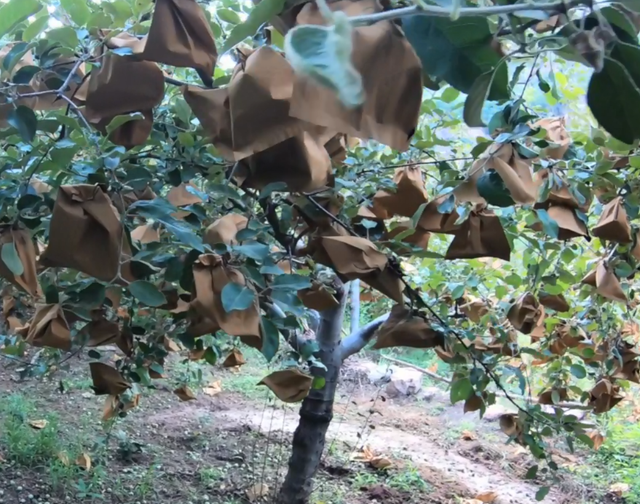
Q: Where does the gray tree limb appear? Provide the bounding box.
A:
[339,313,389,361]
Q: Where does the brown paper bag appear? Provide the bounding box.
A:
[119,186,157,211]
[371,167,428,219]
[0,226,41,297]
[86,109,154,148]
[204,214,248,247]
[289,0,422,152]
[372,305,442,349]
[507,292,541,334]
[143,0,217,76]
[384,220,430,253]
[534,170,591,212]
[258,368,313,403]
[539,292,570,312]
[454,143,536,205]
[85,54,164,120]
[183,86,237,160]
[530,204,588,240]
[314,235,404,302]
[445,209,511,261]
[40,185,134,282]
[237,131,332,192]
[459,296,489,323]
[592,196,632,243]
[589,378,623,414]
[228,46,312,158]
[82,319,120,347]
[223,348,246,368]
[167,182,203,207]
[581,261,627,303]
[25,304,71,351]
[297,282,339,311]
[90,362,130,396]
[416,196,460,234]
[538,387,569,405]
[191,254,261,348]
[533,117,571,160]
[130,224,160,244]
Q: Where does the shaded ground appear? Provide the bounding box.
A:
[0,349,625,504]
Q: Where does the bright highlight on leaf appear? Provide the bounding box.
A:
[284,0,364,108]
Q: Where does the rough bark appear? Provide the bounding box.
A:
[277,292,347,504]
[349,279,360,333]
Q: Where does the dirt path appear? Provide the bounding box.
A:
[148,398,560,504]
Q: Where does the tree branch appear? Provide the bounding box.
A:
[348,0,589,25]
[339,313,389,361]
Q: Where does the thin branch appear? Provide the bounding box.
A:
[380,355,592,410]
[164,76,210,89]
[339,313,389,361]
[348,0,589,25]
[303,194,358,236]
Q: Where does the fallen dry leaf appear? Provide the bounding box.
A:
[369,456,392,469]
[588,431,605,450]
[610,482,630,496]
[463,500,484,504]
[475,491,498,503]
[174,385,196,401]
[76,453,91,471]
[351,445,392,470]
[28,419,48,430]
[246,482,269,501]
[461,430,477,441]
[203,380,222,396]
[57,452,70,466]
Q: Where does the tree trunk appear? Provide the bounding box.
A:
[350,280,360,333]
[277,293,347,504]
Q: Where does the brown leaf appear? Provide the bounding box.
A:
[163,335,181,353]
[258,369,313,403]
[461,430,477,441]
[76,453,92,471]
[223,348,246,368]
[203,380,222,396]
[57,452,70,466]
[174,385,197,401]
[609,482,630,496]
[28,419,48,430]
[475,492,499,503]
[370,456,392,469]
[247,482,270,502]
[588,431,605,450]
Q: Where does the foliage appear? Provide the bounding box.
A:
[2,0,640,498]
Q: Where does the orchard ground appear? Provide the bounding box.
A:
[0,346,637,504]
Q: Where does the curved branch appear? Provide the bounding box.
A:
[348,0,589,25]
[339,313,389,361]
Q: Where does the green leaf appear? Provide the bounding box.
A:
[221,0,286,53]
[23,13,49,40]
[2,42,29,73]
[570,363,587,379]
[106,112,145,134]
[271,274,311,291]
[477,169,515,207]
[463,70,494,127]
[535,486,550,501]
[535,209,559,239]
[128,280,167,307]
[403,15,509,100]
[12,65,41,84]
[1,241,24,276]
[285,13,364,107]
[60,0,91,26]
[440,86,460,103]
[525,465,538,480]
[234,241,270,261]
[221,282,255,312]
[0,0,42,39]
[218,9,241,24]
[611,41,640,90]
[8,106,37,143]
[260,317,280,362]
[450,376,473,403]
[587,57,640,144]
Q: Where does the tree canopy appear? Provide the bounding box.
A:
[2,0,640,491]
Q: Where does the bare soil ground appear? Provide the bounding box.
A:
[0,349,621,504]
